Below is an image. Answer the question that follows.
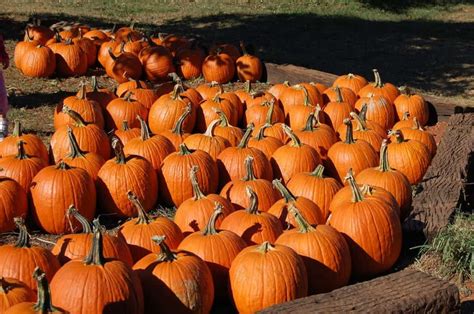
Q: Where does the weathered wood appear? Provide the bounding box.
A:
[260,269,460,313]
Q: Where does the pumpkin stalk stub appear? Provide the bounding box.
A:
[178,143,192,156]
[152,235,177,262]
[83,222,106,266]
[344,169,364,202]
[190,166,206,200]
[111,136,127,164]
[349,112,368,131]
[335,86,343,103]
[288,204,316,233]
[310,164,325,177]
[66,127,86,159]
[282,124,302,147]
[172,104,192,135]
[14,217,30,248]
[255,125,269,140]
[77,82,88,100]
[378,139,391,172]
[202,203,223,236]
[15,140,28,160]
[32,267,61,313]
[264,99,276,125]
[256,241,275,254]
[127,191,151,224]
[373,69,382,87]
[343,118,355,144]
[137,115,151,140]
[242,155,257,181]
[303,111,316,132]
[272,179,296,203]
[62,106,86,126]
[237,123,255,148]
[12,120,22,137]
[245,186,259,215]
[66,205,92,233]
[390,129,405,143]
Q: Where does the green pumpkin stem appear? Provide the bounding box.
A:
[359,104,368,122]
[237,123,255,148]
[32,267,61,313]
[302,111,316,132]
[282,124,302,147]
[256,241,274,253]
[345,169,364,202]
[178,143,192,156]
[12,120,22,137]
[171,83,183,100]
[245,186,259,215]
[412,117,422,130]
[264,99,276,125]
[202,203,223,236]
[378,139,391,172]
[91,76,100,92]
[121,120,131,131]
[111,136,127,164]
[349,112,367,131]
[172,104,192,135]
[15,140,28,160]
[204,119,220,137]
[152,235,177,262]
[66,127,86,159]
[301,85,311,106]
[272,179,296,203]
[84,220,106,265]
[56,161,72,170]
[242,155,257,181]
[343,118,355,144]
[239,41,248,55]
[190,166,206,200]
[310,164,325,177]
[62,106,86,127]
[66,205,92,234]
[373,69,383,87]
[334,86,343,103]
[243,80,252,93]
[127,191,151,224]
[391,129,405,143]
[288,204,316,233]
[255,125,269,141]
[14,217,30,248]
[137,115,151,141]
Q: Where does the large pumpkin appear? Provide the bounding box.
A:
[332,73,368,94]
[139,44,175,82]
[159,104,192,150]
[105,92,148,131]
[322,86,353,130]
[183,119,231,160]
[355,93,395,130]
[49,38,87,77]
[18,44,56,78]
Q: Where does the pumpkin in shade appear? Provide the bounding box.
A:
[322,86,353,130]
[183,119,231,160]
[169,79,202,107]
[195,81,221,100]
[81,76,116,111]
[121,80,158,110]
[267,81,290,100]
[115,24,142,41]
[0,121,49,164]
[51,208,133,266]
[268,179,325,229]
[97,137,158,217]
[328,171,402,278]
[214,110,244,146]
[0,177,28,233]
[355,93,395,130]
[392,111,414,130]
[0,277,35,312]
[178,204,247,300]
[229,241,308,314]
[25,19,54,45]
[139,44,175,82]
[115,120,140,146]
[0,218,60,292]
[118,191,184,262]
[323,86,356,107]
[50,107,111,162]
[332,73,368,94]
[54,83,104,130]
[123,116,174,172]
[105,92,148,130]
[98,38,120,68]
[14,31,40,69]
[220,89,245,124]
[248,124,284,160]
[339,112,383,153]
[387,130,431,185]
[287,164,342,220]
[116,79,152,98]
[220,156,280,211]
[286,90,318,130]
[202,51,235,84]
[279,84,322,115]
[0,141,46,193]
[18,44,56,78]
[246,90,278,111]
[159,104,192,150]
[245,98,285,128]
[236,41,263,82]
[221,186,283,245]
[5,268,65,314]
[195,94,237,132]
[358,69,400,104]
[394,86,429,126]
[209,43,241,61]
[115,34,148,57]
[327,118,378,184]
[72,33,97,68]
[105,47,142,83]
[159,143,218,207]
[356,140,412,220]
[133,235,214,314]
[276,205,351,294]
[176,43,205,80]
[174,165,234,235]
[50,224,144,314]
[49,38,87,77]
[396,117,437,157]
[250,104,288,143]
[270,124,321,184]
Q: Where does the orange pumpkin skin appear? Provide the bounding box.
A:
[202,52,235,84]
[209,43,241,62]
[397,118,437,158]
[133,236,214,314]
[387,130,432,185]
[214,110,244,146]
[287,165,342,220]
[115,121,140,146]
[355,94,395,130]
[236,43,262,82]
[183,120,231,161]
[328,174,402,279]
[337,112,384,153]
[159,144,218,207]
[229,242,308,314]
[176,46,205,80]
[139,45,175,82]
[279,84,322,114]
[177,205,247,300]
[19,44,56,78]
[267,81,290,100]
[248,126,284,160]
[195,96,238,133]
[105,92,148,130]
[394,88,429,126]
[73,36,97,68]
[14,32,40,69]
[82,76,117,111]
[195,82,221,100]
[323,86,357,107]
[116,79,152,98]
[333,73,368,94]
[98,39,119,68]
[0,178,28,233]
[357,69,400,104]
[276,206,351,294]
[0,277,35,312]
[106,49,143,83]
[49,39,88,77]
[220,187,283,245]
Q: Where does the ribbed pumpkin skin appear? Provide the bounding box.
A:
[183,132,231,161]
[0,132,49,165]
[279,84,322,114]
[220,179,280,211]
[148,93,196,134]
[229,243,308,314]
[357,70,400,104]
[14,39,40,69]
[236,54,263,82]
[398,126,437,158]
[139,46,175,82]
[98,40,119,68]
[61,152,105,181]
[245,102,285,128]
[0,178,28,233]
[105,96,148,130]
[176,47,205,80]
[267,82,289,100]
[323,86,357,107]
[116,80,152,98]
[19,44,56,78]
[322,100,352,130]
[355,94,395,130]
[195,98,237,133]
[115,123,140,146]
[214,124,243,147]
[294,125,338,162]
[73,37,97,68]
[0,153,46,193]
[268,196,326,229]
[332,73,368,94]
[54,97,104,130]
[202,53,235,84]
[248,134,283,160]
[0,277,35,312]
[271,143,321,184]
[276,224,351,294]
[49,41,87,77]
[123,135,175,171]
[106,52,142,83]
[394,94,429,126]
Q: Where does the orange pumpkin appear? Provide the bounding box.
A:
[396,117,437,158]
[183,119,231,160]
[158,104,192,150]
[105,92,148,130]
[49,38,87,77]
[355,93,395,130]
[236,41,263,82]
[248,124,284,160]
[18,44,56,78]
[323,86,357,107]
[214,110,244,146]
[105,47,142,83]
[358,69,400,104]
[245,98,285,129]
[81,76,116,111]
[202,51,235,84]
[332,73,368,94]
[195,94,238,132]
[267,81,290,100]
[322,86,353,130]
[394,87,429,126]
[280,84,322,115]
[114,120,140,146]
[0,277,35,313]
[0,177,28,233]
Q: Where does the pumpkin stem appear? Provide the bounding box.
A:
[190,165,206,200]
[242,155,257,181]
[237,123,255,148]
[264,99,276,125]
[202,202,223,236]
[373,69,383,88]
[334,86,344,103]
[272,179,296,203]
[349,111,367,131]
[111,136,127,164]
[378,139,391,172]
[66,127,86,159]
[204,119,220,137]
[245,186,259,215]
[152,235,177,262]
[178,143,192,156]
[314,104,323,126]
[216,109,230,127]
[343,118,355,144]
[310,164,325,177]
[32,267,61,313]
[289,204,316,233]
[345,169,364,202]
[255,124,269,141]
[239,41,248,55]
[302,111,315,132]
[91,76,100,92]
[12,120,23,137]
[302,85,311,106]
[401,111,410,121]
[108,47,117,60]
[412,117,422,130]
[211,90,223,103]
[56,161,72,170]
[121,120,131,131]
[170,83,183,100]
[359,103,368,123]
[66,205,92,234]
[172,104,192,135]
[390,129,405,143]
[399,86,411,95]
[127,191,151,224]
[83,221,106,265]
[243,80,252,93]
[0,277,7,293]
[14,217,30,248]
[282,124,302,147]
[15,140,28,160]
[137,115,151,141]
[62,106,86,127]
[256,241,275,253]
[77,82,88,100]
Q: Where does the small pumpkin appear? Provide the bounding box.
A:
[248,124,284,160]
[176,43,205,80]
[121,79,158,111]
[115,120,140,146]
[14,30,40,69]
[49,38,87,77]
[336,103,386,139]
[25,19,54,45]
[322,86,353,130]
[202,51,235,84]
[358,69,400,104]
[245,98,285,128]
[209,43,241,61]
[392,111,414,130]
[0,177,28,233]
[394,86,429,126]
[105,92,148,130]
[396,117,437,157]
[183,119,231,160]
[332,73,368,94]
[236,41,263,82]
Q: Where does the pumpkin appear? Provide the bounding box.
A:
[332,73,368,94]
[18,44,56,78]
[276,204,351,294]
[72,34,97,68]
[0,141,46,193]
[159,104,192,150]
[0,218,60,292]
[236,41,263,82]
[280,83,323,115]
[287,164,342,220]
[229,241,308,313]
[248,124,284,160]
[97,137,158,217]
[115,120,140,146]
[81,76,116,111]
[105,92,148,130]
[175,167,232,232]
[105,47,142,83]
[155,33,190,56]
[286,91,318,130]
[168,79,202,106]
[355,93,395,130]
[220,186,283,245]
[0,277,35,312]
[116,79,152,98]
[97,38,119,68]
[115,24,142,41]
[0,121,49,164]
[54,83,104,130]
[322,86,357,107]
[341,111,384,153]
[392,111,414,130]
[51,207,133,265]
[394,86,429,126]
[322,86,353,130]
[138,44,175,82]
[268,179,325,229]
[356,140,413,220]
[214,109,244,146]
[159,143,218,207]
[178,204,247,300]
[121,80,158,111]
[0,177,28,233]
[183,119,231,160]
[202,51,235,84]
[311,81,328,94]
[195,81,221,100]
[209,43,241,62]
[245,98,285,128]
[49,39,87,77]
[337,103,386,139]
[250,103,288,143]
[118,191,184,262]
[50,107,111,162]
[14,31,40,69]
[83,29,108,45]
[396,117,437,157]
[328,171,402,278]
[133,235,213,314]
[25,19,54,45]
[176,44,205,80]
[327,118,378,183]
[267,81,290,100]
[116,34,148,57]
[386,130,431,185]
[270,124,321,183]
[358,69,400,104]
[5,268,65,314]
[195,94,238,132]
[50,224,144,314]
[220,155,280,211]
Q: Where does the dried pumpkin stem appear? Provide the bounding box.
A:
[137,115,151,141]
[242,155,257,181]
[310,164,325,177]
[359,103,368,122]
[245,186,259,215]
[190,166,206,200]
[349,111,367,131]
[239,41,248,55]
[66,205,92,233]
[84,222,105,266]
[373,69,383,87]
[62,106,86,127]
[289,204,316,233]
[15,140,28,160]
[412,117,422,130]
[302,111,316,132]
[343,118,355,144]
[178,143,192,156]
[334,86,343,103]
[121,120,131,131]
[76,82,88,100]
[237,123,255,148]
[345,169,364,202]
[66,127,86,159]
[202,203,223,236]
[171,83,183,100]
[301,85,311,106]
[111,136,126,164]
[401,111,410,121]
[255,125,269,141]
[204,119,220,137]
[12,120,23,137]
[264,99,276,125]
[152,235,177,262]
[32,267,61,313]
[127,191,151,224]
[91,76,100,92]
[391,129,405,144]
[272,179,296,203]
[56,161,71,170]
[256,241,274,253]
[378,139,391,172]
[172,104,192,135]
[14,217,30,248]
[282,124,301,147]
[243,80,252,93]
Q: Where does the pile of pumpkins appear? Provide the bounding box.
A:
[0,68,436,313]
[14,20,262,83]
